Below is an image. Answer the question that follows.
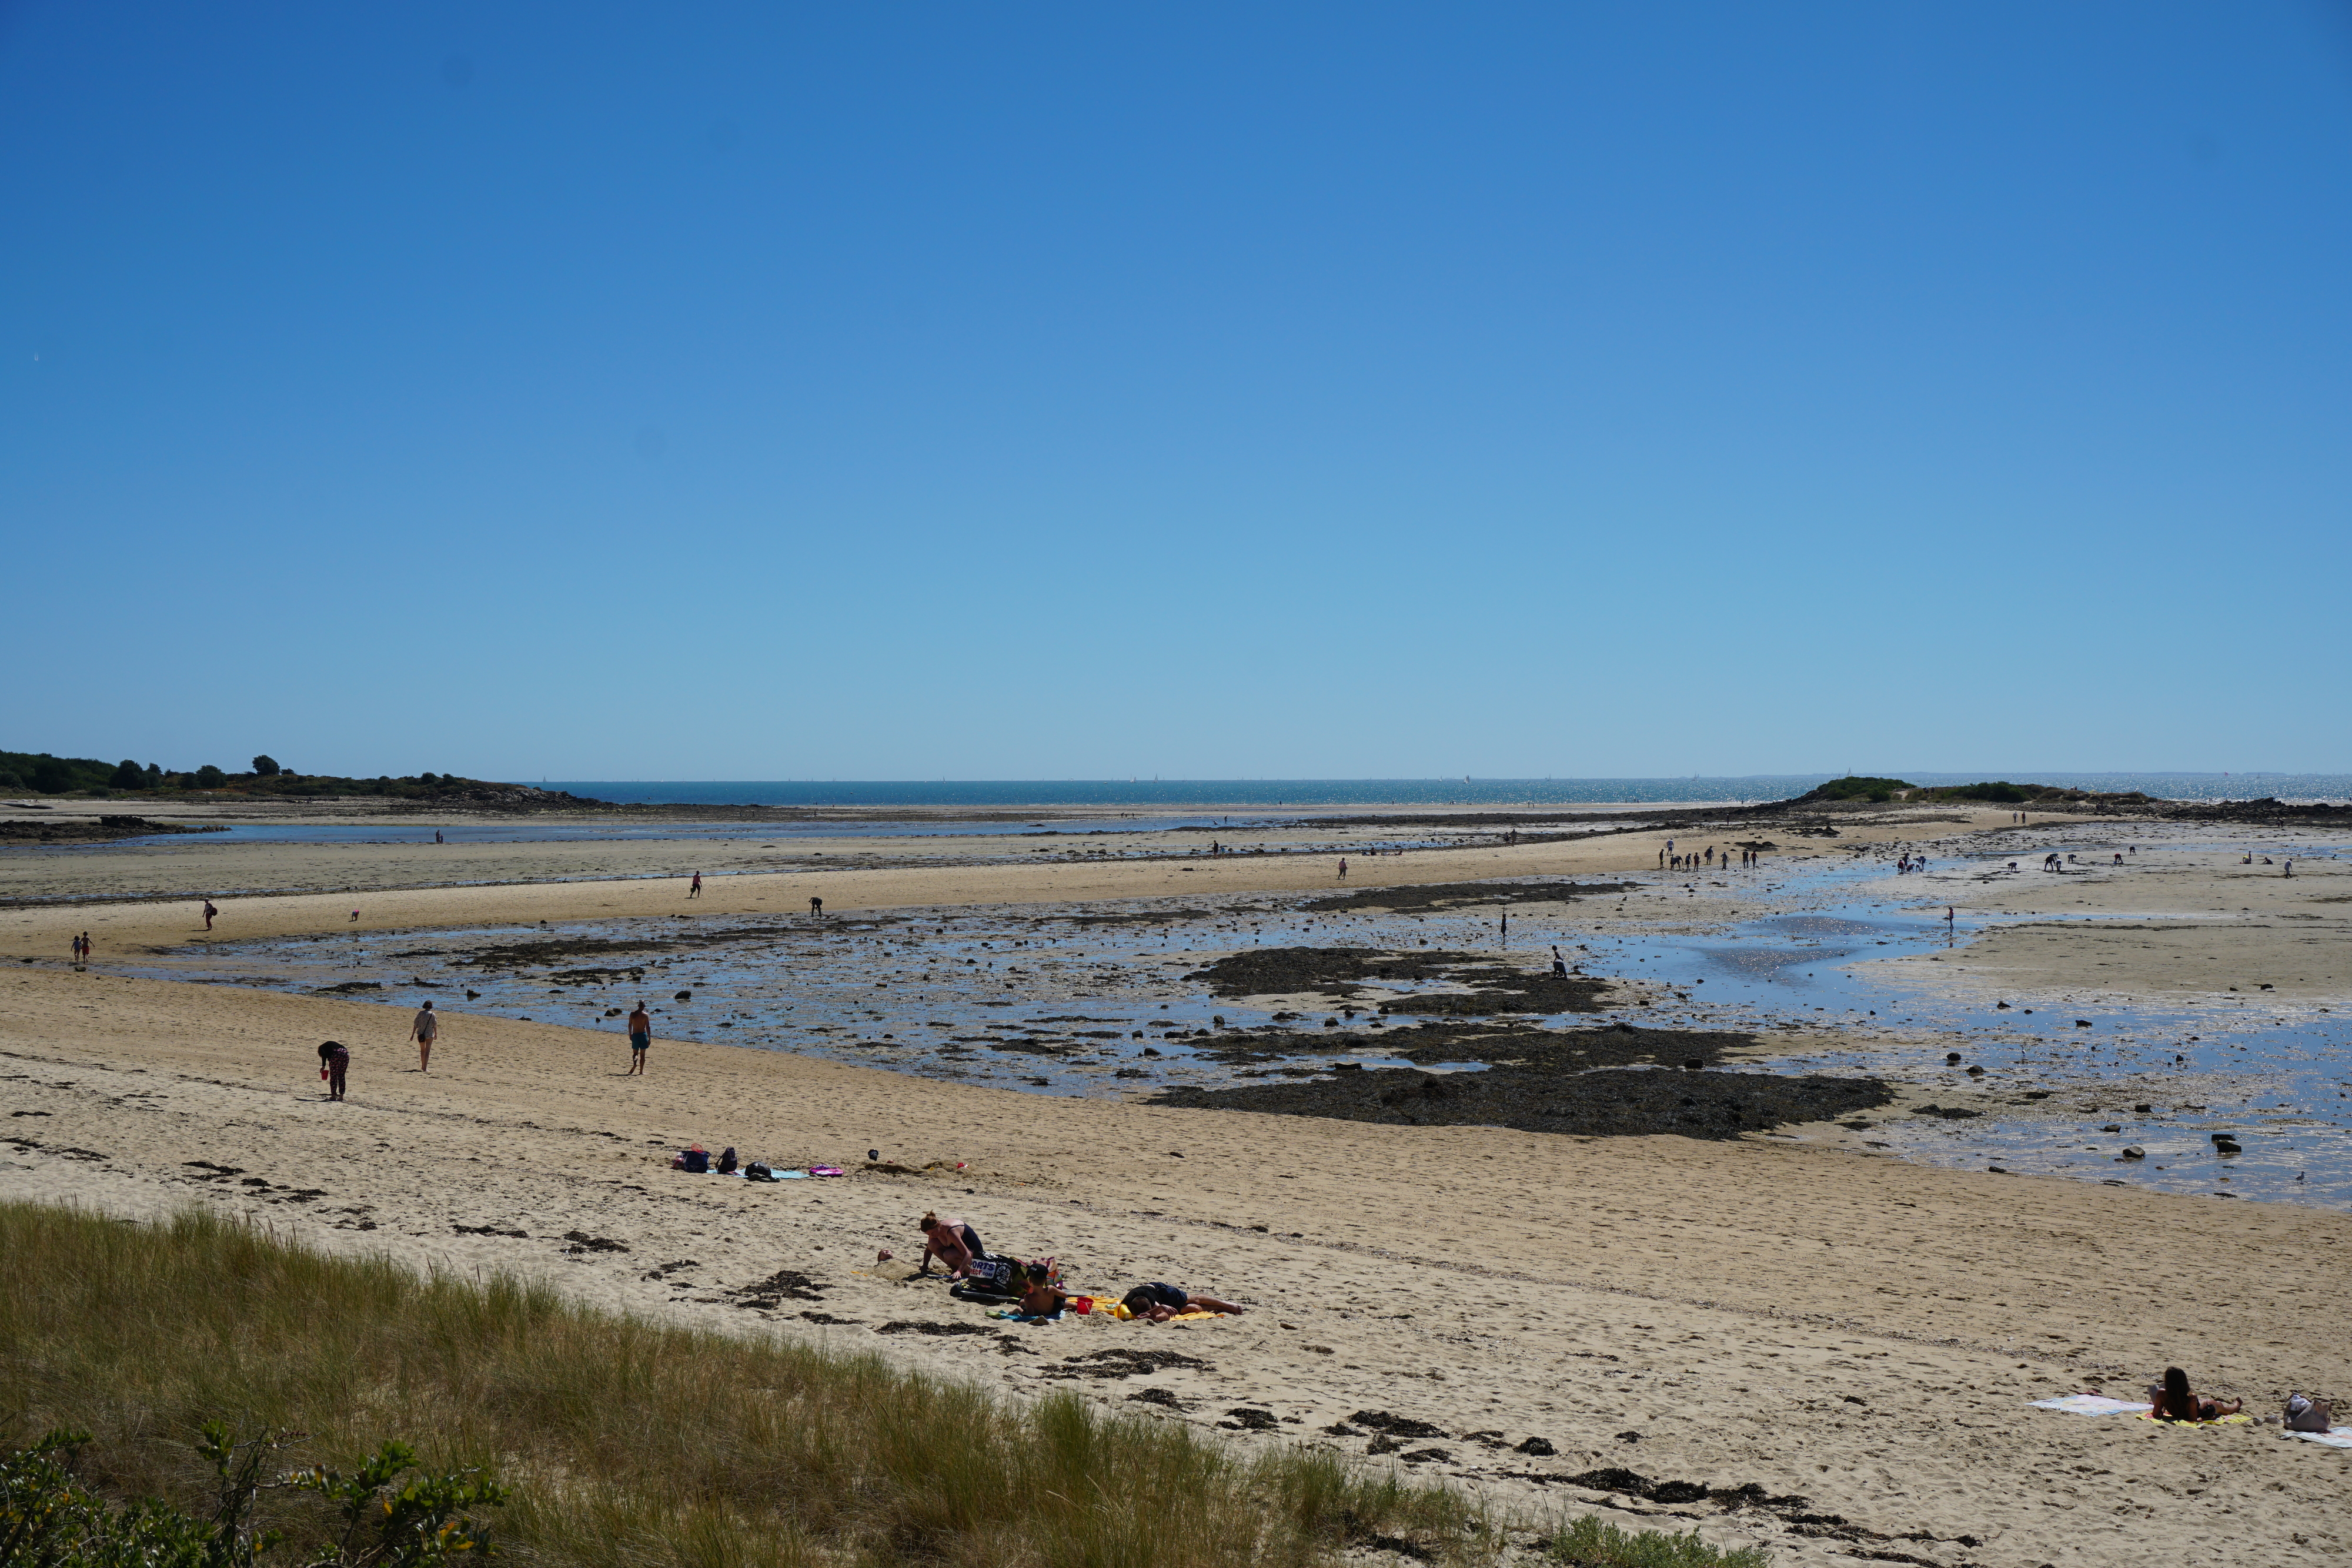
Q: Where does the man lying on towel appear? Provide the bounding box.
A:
[1121,1282,1246,1322]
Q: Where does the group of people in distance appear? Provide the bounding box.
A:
[906,1211,1244,1323]
[1655,841,1760,872]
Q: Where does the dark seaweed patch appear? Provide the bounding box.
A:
[1301,881,1638,914]
[1154,1049,1890,1139]
[1040,1347,1214,1380]
[1351,1410,1448,1439]
[731,1269,826,1306]
[1186,946,1609,1015]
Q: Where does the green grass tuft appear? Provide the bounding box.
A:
[1548,1515,1769,1567]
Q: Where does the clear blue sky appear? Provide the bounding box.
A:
[6,3,2349,781]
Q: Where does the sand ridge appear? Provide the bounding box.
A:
[0,806,2024,959]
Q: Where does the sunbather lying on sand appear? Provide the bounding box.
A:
[916,1211,988,1278]
[2149,1367,2240,1422]
[1121,1282,1245,1321]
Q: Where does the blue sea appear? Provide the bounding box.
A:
[534,774,2352,808]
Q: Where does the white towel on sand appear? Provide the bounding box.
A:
[2030,1395,2153,1416]
[2289,1429,2352,1449]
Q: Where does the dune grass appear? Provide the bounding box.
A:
[1546,1517,1769,1568]
[1,1202,1494,1568]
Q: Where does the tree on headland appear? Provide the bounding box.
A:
[195,764,227,788]
[110,758,148,789]
[252,755,281,777]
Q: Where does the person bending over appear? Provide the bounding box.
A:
[916,1211,989,1278]
[1121,1282,1244,1321]
[2149,1366,2240,1422]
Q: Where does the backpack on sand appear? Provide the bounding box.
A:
[2286,1393,2333,1433]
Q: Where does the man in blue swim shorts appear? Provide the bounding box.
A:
[626,1001,652,1075]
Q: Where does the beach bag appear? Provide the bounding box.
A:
[744,1162,773,1182]
[681,1148,710,1174]
[717,1146,739,1175]
[964,1255,1020,1294]
[2286,1393,2333,1433]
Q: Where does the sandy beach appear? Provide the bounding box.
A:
[6,801,2351,1566]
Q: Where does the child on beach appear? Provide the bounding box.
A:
[1017,1262,1073,1319]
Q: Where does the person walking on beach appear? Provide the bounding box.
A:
[689,871,702,899]
[626,1002,652,1074]
[434,830,444,844]
[202,899,217,931]
[411,1000,439,1072]
[1337,857,1348,880]
[809,896,823,918]
[318,1039,349,1101]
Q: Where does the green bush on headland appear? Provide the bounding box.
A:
[1791,776,2154,808]
[1796,776,1915,804]
[0,747,553,802]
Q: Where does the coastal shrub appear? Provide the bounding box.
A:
[1799,776,1913,804]
[0,1426,503,1568]
[1547,1516,1769,1567]
[0,1203,1491,1568]
[193,765,226,788]
[1937,781,2029,803]
[251,755,280,777]
[1,751,115,795]
[109,760,148,790]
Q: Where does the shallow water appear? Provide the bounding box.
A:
[1568,850,2352,1208]
[118,842,2352,1209]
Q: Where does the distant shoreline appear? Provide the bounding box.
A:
[536,774,2352,808]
